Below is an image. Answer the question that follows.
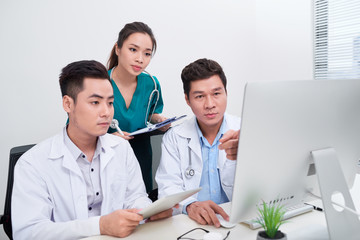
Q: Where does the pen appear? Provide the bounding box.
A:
[304,203,323,212]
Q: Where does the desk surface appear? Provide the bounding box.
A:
[83,175,360,240]
[84,210,328,240]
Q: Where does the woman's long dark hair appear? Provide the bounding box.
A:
[107,22,157,70]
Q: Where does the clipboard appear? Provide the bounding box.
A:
[129,115,187,136]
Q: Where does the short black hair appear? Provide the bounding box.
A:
[181,58,227,97]
[59,60,110,102]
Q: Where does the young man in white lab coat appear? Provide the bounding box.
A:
[156,58,240,228]
[11,60,173,240]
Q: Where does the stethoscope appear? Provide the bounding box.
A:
[110,67,159,127]
[184,136,222,178]
[185,139,195,178]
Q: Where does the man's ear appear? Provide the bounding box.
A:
[185,94,190,106]
[63,95,74,114]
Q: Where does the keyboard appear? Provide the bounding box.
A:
[243,203,314,229]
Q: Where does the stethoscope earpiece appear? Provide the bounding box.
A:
[110,119,118,129]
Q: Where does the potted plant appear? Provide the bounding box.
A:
[254,201,287,240]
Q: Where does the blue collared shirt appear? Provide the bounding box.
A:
[196,120,229,205]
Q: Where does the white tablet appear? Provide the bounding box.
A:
[139,187,201,219]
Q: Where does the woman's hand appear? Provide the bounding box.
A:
[112,131,134,140]
[151,114,170,132]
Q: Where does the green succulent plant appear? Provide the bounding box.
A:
[254,201,287,238]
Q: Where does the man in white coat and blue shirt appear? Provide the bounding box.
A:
[11,60,173,240]
[156,58,241,228]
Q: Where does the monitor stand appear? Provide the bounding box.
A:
[311,148,360,240]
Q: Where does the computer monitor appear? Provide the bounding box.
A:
[229,79,360,224]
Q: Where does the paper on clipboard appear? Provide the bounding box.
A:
[129,115,187,136]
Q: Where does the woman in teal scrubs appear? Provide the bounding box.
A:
[107,22,168,193]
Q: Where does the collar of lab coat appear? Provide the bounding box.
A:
[175,116,202,160]
[48,127,120,177]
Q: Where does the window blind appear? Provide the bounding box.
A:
[314,0,360,79]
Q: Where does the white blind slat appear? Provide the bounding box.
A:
[314,0,360,80]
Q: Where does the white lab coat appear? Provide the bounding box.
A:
[12,128,151,240]
[156,113,241,214]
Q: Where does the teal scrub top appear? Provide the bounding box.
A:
[108,71,164,133]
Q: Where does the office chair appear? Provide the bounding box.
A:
[0,144,35,240]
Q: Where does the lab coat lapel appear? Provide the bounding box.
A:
[49,130,83,178]
[98,134,117,214]
[49,130,88,219]
[67,161,88,219]
[98,134,116,173]
[180,117,202,160]
[188,136,202,161]
[62,152,83,177]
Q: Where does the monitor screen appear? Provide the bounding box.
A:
[229,79,360,224]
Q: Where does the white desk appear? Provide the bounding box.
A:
[83,208,327,240]
[83,175,360,240]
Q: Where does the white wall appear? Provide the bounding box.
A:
[0,0,313,238]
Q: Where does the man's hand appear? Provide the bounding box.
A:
[186,201,229,228]
[148,204,179,221]
[99,209,143,238]
[218,129,240,160]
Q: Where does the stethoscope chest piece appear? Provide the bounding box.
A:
[185,167,195,178]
